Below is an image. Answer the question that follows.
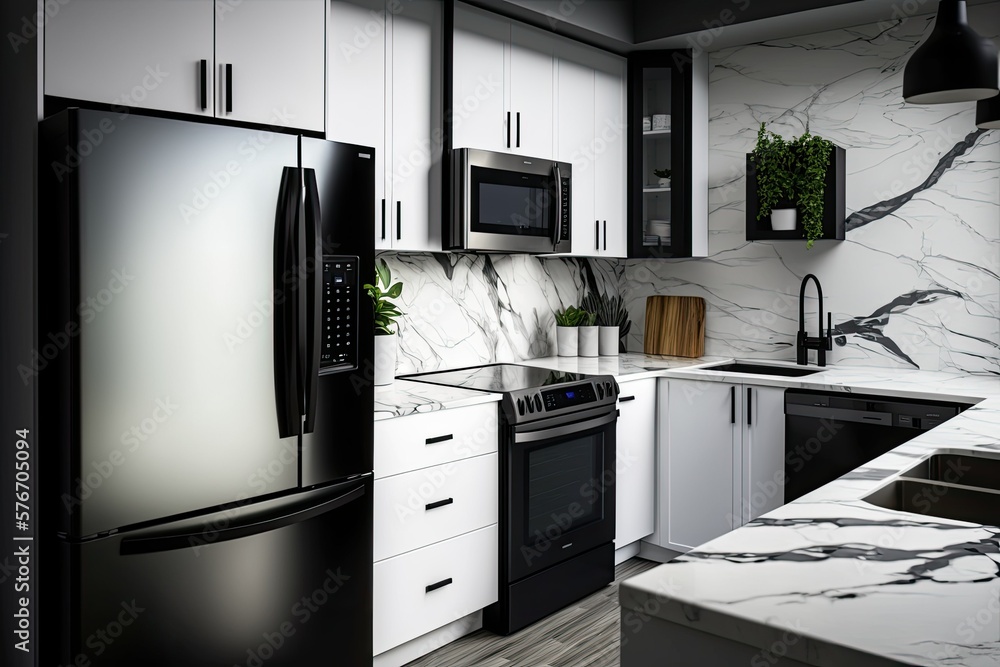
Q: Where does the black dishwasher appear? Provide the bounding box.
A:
[784,390,967,502]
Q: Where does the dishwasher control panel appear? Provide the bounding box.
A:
[321,256,358,372]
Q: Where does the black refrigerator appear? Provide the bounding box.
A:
[37,109,374,666]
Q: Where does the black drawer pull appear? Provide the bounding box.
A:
[425,498,454,511]
[425,434,453,445]
[199,59,208,110]
[619,396,636,403]
[425,577,453,593]
[225,63,233,113]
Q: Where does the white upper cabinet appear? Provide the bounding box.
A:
[45,0,215,117]
[452,6,508,153]
[386,0,443,251]
[452,3,554,157]
[215,0,326,131]
[556,55,596,253]
[508,23,554,157]
[328,0,386,246]
[45,0,324,132]
[594,57,627,258]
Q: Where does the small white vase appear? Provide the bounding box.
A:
[770,208,797,231]
[579,326,599,357]
[374,334,397,386]
[556,326,578,357]
[658,177,670,188]
[599,326,619,356]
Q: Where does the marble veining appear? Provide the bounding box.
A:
[621,384,1000,667]
[377,253,622,375]
[373,379,500,421]
[625,8,1000,377]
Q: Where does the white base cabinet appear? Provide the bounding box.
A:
[648,379,784,552]
[615,378,656,548]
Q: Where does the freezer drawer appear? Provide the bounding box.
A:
[50,477,373,667]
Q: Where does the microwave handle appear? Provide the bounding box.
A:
[551,163,563,251]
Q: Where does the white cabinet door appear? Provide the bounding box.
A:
[214,0,326,132]
[328,0,388,248]
[509,23,554,157]
[555,57,597,255]
[594,57,627,258]
[387,0,442,251]
[663,380,741,551]
[615,379,656,548]
[45,0,214,117]
[452,4,508,152]
[742,385,786,524]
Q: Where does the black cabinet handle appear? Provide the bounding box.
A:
[603,220,607,250]
[396,201,401,241]
[595,220,600,250]
[426,578,453,593]
[516,112,521,148]
[506,112,511,148]
[730,386,736,424]
[225,63,233,113]
[619,396,636,403]
[425,434,453,445]
[747,387,752,426]
[381,199,386,240]
[425,498,454,511]
[199,59,208,110]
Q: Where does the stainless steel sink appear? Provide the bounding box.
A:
[863,452,1000,526]
[699,362,821,378]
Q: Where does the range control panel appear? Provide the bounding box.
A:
[507,377,618,425]
[321,256,358,372]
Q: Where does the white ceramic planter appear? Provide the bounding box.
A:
[770,208,797,231]
[374,334,397,386]
[579,326,599,357]
[599,326,619,356]
[556,326,578,357]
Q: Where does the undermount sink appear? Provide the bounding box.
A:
[863,452,1000,526]
[699,362,822,378]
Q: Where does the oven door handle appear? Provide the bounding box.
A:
[514,411,616,444]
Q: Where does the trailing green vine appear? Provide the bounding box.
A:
[750,123,834,249]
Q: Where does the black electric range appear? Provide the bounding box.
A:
[402,363,619,635]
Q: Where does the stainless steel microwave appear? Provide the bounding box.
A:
[449,148,571,253]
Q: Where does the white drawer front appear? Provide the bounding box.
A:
[373,525,498,656]
[375,403,498,478]
[375,453,498,562]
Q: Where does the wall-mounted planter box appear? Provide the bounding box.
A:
[745,145,846,242]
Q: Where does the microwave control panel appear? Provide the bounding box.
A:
[321,256,358,372]
[559,176,571,241]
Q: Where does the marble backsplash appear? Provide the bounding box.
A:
[378,252,622,374]
[626,7,1000,375]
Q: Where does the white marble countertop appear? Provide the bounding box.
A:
[373,379,500,421]
[614,357,1000,667]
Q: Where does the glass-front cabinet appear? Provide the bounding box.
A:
[627,49,707,258]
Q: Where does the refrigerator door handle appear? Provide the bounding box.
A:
[273,167,303,439]
[119,481,367,555]
[302,169,322,433]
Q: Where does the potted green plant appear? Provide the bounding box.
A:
[653,167,672,188]
[582,292,632,356]
[364,258,404,386]
[578,310,599,357]
[554,305,587,357]
[750,123,834,248]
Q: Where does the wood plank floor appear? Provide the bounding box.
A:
[404,558,660,667]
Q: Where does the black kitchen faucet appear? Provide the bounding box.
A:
[797,274,833,366]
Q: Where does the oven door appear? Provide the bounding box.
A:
[507,409,616,583]
[454,148,571,254]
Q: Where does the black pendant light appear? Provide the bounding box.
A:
[903,0,998,104]
[978,94,1000,129]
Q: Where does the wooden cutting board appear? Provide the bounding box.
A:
[643,296,706,357]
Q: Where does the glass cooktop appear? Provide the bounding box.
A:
[401,364,590,393]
